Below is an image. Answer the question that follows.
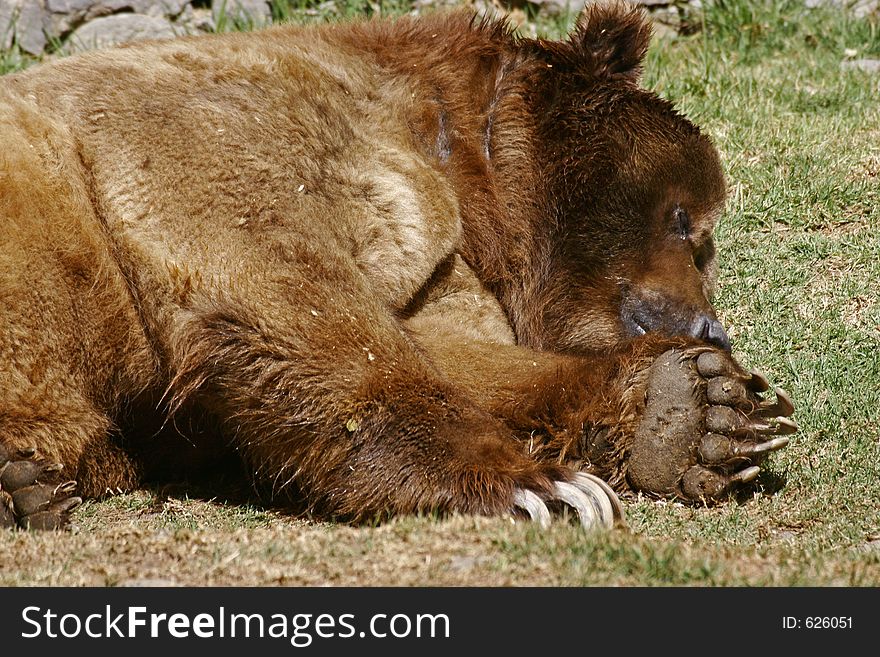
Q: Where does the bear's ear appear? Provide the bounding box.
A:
[568,1,653,82]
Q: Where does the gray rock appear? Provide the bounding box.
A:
[68,12,176,51]
[412,0,459,10]
[0,0,19,50]
[96,0,190,19]
[447,555,493,573]
[16,0,50,55]
[47,0,189,19]
[651,5,681,28]
[44,1,190,44]
[46,0,93,14]
[526,0,582,15]
[175,5,214,33]
[46,0,95,35]
[212,0,271,28]
[841,58,880,73]
[805,0,879,18]
[857,537,880,553]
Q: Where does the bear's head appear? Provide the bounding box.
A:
[520,1,729,353]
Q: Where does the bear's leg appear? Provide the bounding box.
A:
[0,101,152,529]
[165,279,621,529]
[0,261,145,530]
[0,294,141,530]
[0,401,96,530]
[0,318,149,530]
[402,257,793,503]
[410,327,794,503]
[0,390,143,530]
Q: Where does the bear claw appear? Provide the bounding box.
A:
[512,488,552,528]
[1,460,63,491]
[680,464,761,499]
[512,472,624,530]
[697,433,790,465]
[747,370,771,392]
[21,496,83,531]
[757,388,795,418]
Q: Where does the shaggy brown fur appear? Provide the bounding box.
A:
[0,2,793,529]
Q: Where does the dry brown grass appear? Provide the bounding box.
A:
[1,493,877,587]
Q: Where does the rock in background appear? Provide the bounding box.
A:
[806,0,878,19]
[0,0,877,57]
[68,12,177,50]
[213,0,271,28]
[0,0,269,54]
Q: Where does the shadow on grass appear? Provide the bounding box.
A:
[734,468,788,504]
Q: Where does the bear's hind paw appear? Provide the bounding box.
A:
[0,445,82,531]
[513,472,624,530]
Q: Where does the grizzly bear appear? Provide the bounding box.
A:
[0,1,796,531]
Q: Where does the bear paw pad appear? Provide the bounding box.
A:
[628,348,796,502]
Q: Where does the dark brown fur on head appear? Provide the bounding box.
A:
[476,2,729,353]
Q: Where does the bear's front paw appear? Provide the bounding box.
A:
[0,444,81,530]
[627,348,796,502]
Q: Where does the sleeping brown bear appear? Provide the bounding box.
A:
[0,1,796,530]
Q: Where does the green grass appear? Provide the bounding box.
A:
[0,42,32,74]
[635,0,880,563]
[1,0,878,586]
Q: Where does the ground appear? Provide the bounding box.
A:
[0,0,878,586]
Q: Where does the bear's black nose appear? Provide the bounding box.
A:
[690,314,731,351]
